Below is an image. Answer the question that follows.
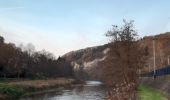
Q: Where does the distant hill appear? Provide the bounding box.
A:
[62,43,111,70]
[62,43,111,80]
[63,32,170,77]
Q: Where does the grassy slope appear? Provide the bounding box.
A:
[138,85,168,100]
[0,78,74,99]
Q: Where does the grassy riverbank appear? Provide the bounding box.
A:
[138,85,168,100]
[0,78,75,100]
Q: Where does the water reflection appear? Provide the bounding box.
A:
[20,81,107,100]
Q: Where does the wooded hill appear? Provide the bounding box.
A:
[139,32,170,73]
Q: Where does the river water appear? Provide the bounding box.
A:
[20,81,107,100]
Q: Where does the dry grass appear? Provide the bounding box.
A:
[8,78,74,90]
[0,78,75,99]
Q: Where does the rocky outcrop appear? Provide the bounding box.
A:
[62,43,111,80]
[62,43,111,70]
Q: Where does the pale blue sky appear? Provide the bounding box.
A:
[0,0,170,57]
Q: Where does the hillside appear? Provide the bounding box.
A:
[62,32,170,77]
[62,43,111,80]
[62,43,111,70]
[140,32,170,73]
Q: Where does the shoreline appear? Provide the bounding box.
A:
[0,78,82,100]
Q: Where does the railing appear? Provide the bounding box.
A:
[141,65,170,77]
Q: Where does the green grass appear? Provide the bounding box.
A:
[0,83,25,98]
[138,85,168,100]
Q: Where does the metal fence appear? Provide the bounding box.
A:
[142,65,170,77]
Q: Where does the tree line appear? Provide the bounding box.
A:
[0,36,74,79]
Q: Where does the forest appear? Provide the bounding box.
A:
[0,36,74,79]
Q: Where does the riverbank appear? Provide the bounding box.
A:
[0,78,76,100]
[138,85,169,100]
[140,76,170,96]
[140,76,170,99]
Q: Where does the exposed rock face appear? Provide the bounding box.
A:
[62,43,111,80]
[62,44,111,70]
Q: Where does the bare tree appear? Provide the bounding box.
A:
[104,20,145,100]
[106,20,137,42]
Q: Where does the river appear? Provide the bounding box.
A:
[20,81,107,100]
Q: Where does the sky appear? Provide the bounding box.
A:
[0,0,170,57]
